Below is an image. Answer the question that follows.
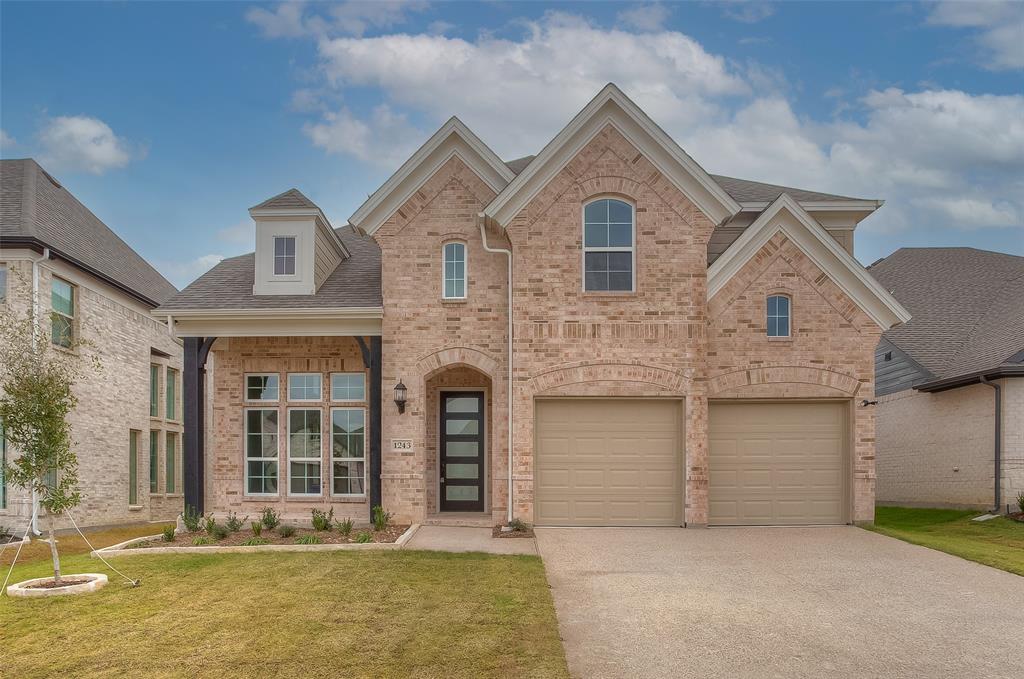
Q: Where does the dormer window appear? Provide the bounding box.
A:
[767,295,791,337]
[274,236,296,276]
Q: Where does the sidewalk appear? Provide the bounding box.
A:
[404,526,537,555]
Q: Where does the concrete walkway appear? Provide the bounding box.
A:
[404,525,537,555]
[537,526,1024,679]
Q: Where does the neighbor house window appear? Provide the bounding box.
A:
[583,198,634,292]
[442,242,466,299]
[245,408,279,495]
[149,430,159,493]
[150,364,160,417]
[288,373,321,401]
[331,408,365,496]
[0,263,7,304]
[51,277,75,348]
[166,368,178,420]
[274,236,296,275]
[165,433,177,493]
[246,374,279,401]
[331,373,366,402]
[767,295,791,337]
[129,430,139,506]
[288,409,321,495]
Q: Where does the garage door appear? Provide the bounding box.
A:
[535,399,683,526]
[709,402,847,526]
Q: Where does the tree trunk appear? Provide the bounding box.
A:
[47,511,61,584]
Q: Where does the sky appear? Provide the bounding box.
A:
[1,0,1022,289]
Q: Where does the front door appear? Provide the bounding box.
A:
[440,391,485,512]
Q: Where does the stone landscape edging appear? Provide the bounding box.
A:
[91,524,420,557]
[7,573,108,598]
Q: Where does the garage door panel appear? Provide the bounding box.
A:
[710,402,846,526]
[536,399,683,526]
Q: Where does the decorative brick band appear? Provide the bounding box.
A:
[415,345,502,381]
[529,360,689,395]
[708,365,861,396]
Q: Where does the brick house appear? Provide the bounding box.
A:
[869,248,1024,511]
[0,159,183,530]
[157,84,909,528]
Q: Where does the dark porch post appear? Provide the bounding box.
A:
[356,336,383,520]
[183,336,216,515]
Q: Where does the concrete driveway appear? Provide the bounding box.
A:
[537,527,1024,679]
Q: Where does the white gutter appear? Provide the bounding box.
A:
[478,214,514,524]
[29,247,50,536]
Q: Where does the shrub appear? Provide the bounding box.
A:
[372,505,392,532]
[311,507,334,531]
[277,525,296,538]
[336,517,354,537]
[202,514,218,534]
[251,522,263,537]
[225,512,247,533]
[1017,491,1024,514]
[241,537,269,547]
[161,525,176,542]
[192,536,211,546]
[181,505,202,532]
[355,531,372,544]
[508,518,529,533]
[296,534,322,545]
[208,523,229,541]
[260,507,281,530]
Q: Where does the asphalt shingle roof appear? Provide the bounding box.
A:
[869,248,1024,381]
[251,188,318,210]
[0,158,178,306]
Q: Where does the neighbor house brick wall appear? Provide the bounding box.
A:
[1002,378,1024,509]
[0,253,182,529]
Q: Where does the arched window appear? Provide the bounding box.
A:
[767,295,791,337]
[443,242,466,299]
[583,198,634,292]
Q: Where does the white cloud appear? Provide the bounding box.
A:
[0,129,16,150]
[246,0,429,38]
[617,4,672,32]
[160,254,226,288]
[719,1,776,24]
[37,115,136,174]
[303,104,422,167]
[246,1,308,38]
[216,220,256,248]
[928,1,1024,70]
[427,20,454,35]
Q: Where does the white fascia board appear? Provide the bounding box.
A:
[707,194,911,330]
[156,307,384,338]
[349,117,514,235]
[484,83,741,227]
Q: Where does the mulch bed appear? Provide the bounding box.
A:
[130,525,409,549]
[492,526,535,539]
[1008,512,1024,524]
[24,577,94,589]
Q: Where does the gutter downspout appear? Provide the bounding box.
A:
[478,214,514,524]
[980,376,1002,513]
[29,247,51,536]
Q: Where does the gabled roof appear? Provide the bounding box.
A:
[251,188,318,210]
[869,248,1024,387]
[484,83,741,227]
[0,158,177,306]
[349,117,514,235]
[707,193,910,330]
[249,186,349,260]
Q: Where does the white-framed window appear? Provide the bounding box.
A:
[288,408,321,495]
[767,294,791,337]
[51,277,76,347]
[287,373,322,401]
[246,373,280,402]
[273,236,296,276]
[331,372,366,402]
[583,198,634,292]
[245,408,279,495]
[331,408,366,496]
[442,242,466,299]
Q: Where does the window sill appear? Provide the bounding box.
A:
[128,505,144,511]
[440,298,468,305]
[580,291,638,299]
[767,336,793,343]
[52,343,78,356]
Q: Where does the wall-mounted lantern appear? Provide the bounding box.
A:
[394,380,407,414]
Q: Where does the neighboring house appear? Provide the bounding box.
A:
[157,84,909,528]
[869,248,1024,511]
[0,158,183,530]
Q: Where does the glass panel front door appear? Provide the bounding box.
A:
[440,391,484,512]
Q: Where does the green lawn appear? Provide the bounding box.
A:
[866,506,1024,576]
[1,539,568,678]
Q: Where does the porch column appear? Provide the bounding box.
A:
[183,336,216,515]
[356,336,383,520]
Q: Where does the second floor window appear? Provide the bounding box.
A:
[51,277,75,348]
[274,236,296,275]
[443,242,466,299]
[583,198,634,292]
[767,295,791,337]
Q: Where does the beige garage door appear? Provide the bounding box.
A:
[710,402,847,526]
[535,399,683,526]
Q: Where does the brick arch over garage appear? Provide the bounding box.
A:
[528,360,690,396]
[416,345,502,382]
[708,365,862,398]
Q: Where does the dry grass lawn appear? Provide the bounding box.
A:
[1,522,172,567]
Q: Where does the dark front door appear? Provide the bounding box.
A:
[440,391,485,512]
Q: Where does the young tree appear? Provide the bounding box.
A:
[0,271,95,583]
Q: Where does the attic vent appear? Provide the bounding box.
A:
[884,352,892,362]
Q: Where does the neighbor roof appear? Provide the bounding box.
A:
[0,158,178,306]
[869,248,1024,385]
[250,188,318,211]
[157,225,381,311]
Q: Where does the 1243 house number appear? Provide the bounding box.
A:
[391,439,413,452]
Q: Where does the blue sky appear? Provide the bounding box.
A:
[2,1,1021,288]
